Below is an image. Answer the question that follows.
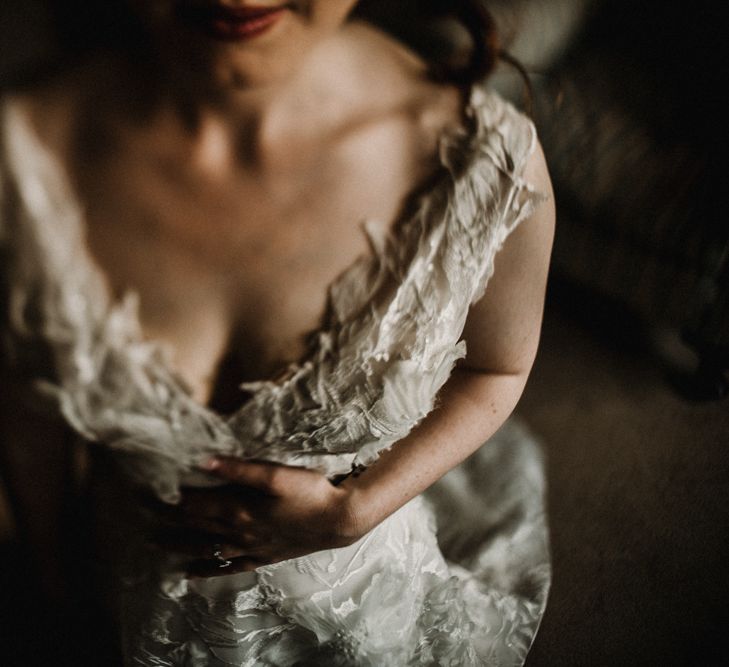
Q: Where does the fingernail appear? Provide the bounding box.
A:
[198,457,220,471]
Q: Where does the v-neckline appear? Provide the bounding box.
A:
[3,80,485,421]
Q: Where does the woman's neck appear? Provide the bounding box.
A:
[20,21,441,182]
[147,21,432,174]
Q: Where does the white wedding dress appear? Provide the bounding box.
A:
[0,83,551,666]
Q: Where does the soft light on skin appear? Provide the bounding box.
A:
[130,1,361,92]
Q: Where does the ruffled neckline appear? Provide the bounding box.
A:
[2,81,542,501]
[5,79,479,396]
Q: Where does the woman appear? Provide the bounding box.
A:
[0,0,555,664]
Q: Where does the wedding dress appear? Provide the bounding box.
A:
[0,83,551,666]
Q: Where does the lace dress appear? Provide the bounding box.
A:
[0,83,551,666]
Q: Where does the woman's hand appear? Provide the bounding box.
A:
[152,458,366,577]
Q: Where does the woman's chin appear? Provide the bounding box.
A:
[131,1,358,92]
[203,46,307,91]
[162,10,312,90]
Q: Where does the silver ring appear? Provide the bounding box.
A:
[212,543,232,568]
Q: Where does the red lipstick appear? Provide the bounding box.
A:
[178,3,291,41]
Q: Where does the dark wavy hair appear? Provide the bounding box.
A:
[353,0,501,87]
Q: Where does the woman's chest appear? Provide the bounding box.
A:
[78,118,438,406]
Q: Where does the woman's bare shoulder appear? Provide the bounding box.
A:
[320,21,462,128]
[524,138,555,217]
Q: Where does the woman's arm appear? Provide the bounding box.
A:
[341,140,556,532]
[166,142,555,573]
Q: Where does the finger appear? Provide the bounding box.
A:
[179,487,233,519]
[179,488,256,531]
[155,509,231,538]
[137,496,186,526]
[165,543,247,561]
[152,531,247,561]
[199,458,300,495]
[152,521,266,556]
[187,555,265,578]
[166,514,260,548]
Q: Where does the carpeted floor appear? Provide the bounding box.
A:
[520,294,729,666]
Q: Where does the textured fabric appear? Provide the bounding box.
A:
[0,83,551,665]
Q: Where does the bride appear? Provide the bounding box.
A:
[0,0,555,664]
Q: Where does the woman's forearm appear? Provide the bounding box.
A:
[340,365,530,534]
[178,364,532,571]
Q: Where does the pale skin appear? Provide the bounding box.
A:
[0,0,555,584]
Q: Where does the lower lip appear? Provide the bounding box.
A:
[183,6,289,42]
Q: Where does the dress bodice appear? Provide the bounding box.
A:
[0,83,543,503]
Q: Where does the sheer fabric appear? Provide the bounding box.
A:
[0,84,551,665]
